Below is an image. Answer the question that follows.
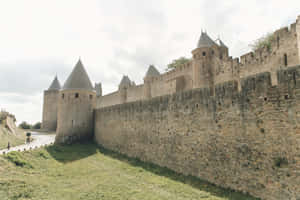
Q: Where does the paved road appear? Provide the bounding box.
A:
[0,132,56,154]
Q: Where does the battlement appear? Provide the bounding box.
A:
[97,15,300,109]
[95,65,300,199]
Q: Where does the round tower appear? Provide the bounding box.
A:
[143,65,160,100]
[192,31,218,95]
[118,75,132,104]
[42,76,61,131]
[55,59,96,144]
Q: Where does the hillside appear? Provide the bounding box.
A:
[0,143,258,200]
[0,111,25,150]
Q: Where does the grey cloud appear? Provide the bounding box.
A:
[0,59,70,95]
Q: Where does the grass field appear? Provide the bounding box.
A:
[0,126,25,150]
[0,143,259,200]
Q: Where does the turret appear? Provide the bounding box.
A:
[143,65,160,99]
[119,75,132,103]
[192,31,217,95]
[55,59,96,144]
[42,76,61,131]
[215,38,229,59]
[95,83,102,97]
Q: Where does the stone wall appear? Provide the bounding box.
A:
[127,84,145,102]
[97,91,120,108]
[56,89,96,144]
[95,65,300,200]
[97,17,299,110]
[42,90,59,131]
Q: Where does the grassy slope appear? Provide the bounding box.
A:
[0,143,259,200]
[0,126,25,150]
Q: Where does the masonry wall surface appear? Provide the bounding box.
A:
[95,66,300,200]
[96,17,299,109]
[42,90,59,131]
[56,89,96,144]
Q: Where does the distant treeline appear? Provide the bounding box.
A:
[19,121,41,130]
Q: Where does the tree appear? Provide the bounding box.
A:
[249,33,276,52]
[32,122,41,129]
[166,57,190,71]
[19,121,31,129]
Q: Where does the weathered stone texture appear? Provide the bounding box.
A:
[95,66,300,200]
[42,90,59,131]
[56,89,96,144]
[97,17,300,110]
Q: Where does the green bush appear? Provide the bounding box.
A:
[250,33,276,52]
[32,122,41,129]
[19,121,32,129]
[166,57,190,71]
[5,152,33,168]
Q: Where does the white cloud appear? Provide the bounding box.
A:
[0,0,299,124]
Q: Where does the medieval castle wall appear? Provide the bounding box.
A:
[42,90,59,131]
[95,66,300,200]
[94,16,300,200]
[41,15,300,199]
[97,16,300,108]
[55,89,96,144]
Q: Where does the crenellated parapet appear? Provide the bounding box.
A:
[97,15,300,109]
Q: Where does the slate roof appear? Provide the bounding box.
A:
[215,38,227,48]
[63,59,94,90]
[119,75,131,87]
[48,76,61,90]
[145,65,160,77]
[197,32,216,48]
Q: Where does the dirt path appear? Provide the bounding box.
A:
[0,132,56,154]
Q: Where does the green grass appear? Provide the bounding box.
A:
[0,126,25,150]
[0,143,259,200]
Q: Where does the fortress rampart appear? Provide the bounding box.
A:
[42,15,300,200]
[97,17,300,108]
[95,65,300,200]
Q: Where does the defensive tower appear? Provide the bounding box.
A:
[119,75,132,104]
[144,65,160,99]
[192,32,217,94]
[42,76,61,131]
[55,59,96,144]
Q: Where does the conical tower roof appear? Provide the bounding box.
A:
[215,38,227,48]
[145,65,160,77]
[48,76,61,90]
[63,59,94,91]
[119,75,131,87]
[197,32,216,48]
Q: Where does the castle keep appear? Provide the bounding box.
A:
[42,16,300,200]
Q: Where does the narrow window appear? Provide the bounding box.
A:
[89,95,93,100]
[277,36,280,48]
[202,52,206,56]
[62,93,64,99]
[72,120,74,127]
[75,93,79,98]
[284,54,288,66]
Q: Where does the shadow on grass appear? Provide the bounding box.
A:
[45,142,97,163]
[45,142,260,200]
[97,144,260,200]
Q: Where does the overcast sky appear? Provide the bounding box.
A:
[0,0,299,124]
